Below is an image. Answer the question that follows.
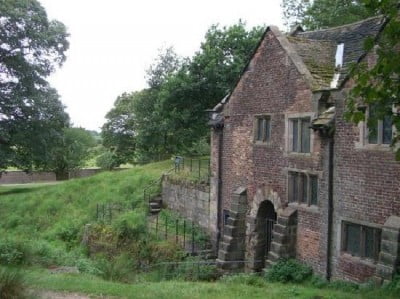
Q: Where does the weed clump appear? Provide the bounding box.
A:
[265,259,312,283]
[0,267,27,299]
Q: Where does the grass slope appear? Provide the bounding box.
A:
[0,160,172,267]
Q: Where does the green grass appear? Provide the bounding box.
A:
[0,160,173,267]
[19,267,397,299]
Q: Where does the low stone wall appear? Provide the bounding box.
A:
[0,168,105,184]
[162,176,217,247]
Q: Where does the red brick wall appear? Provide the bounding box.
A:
[331,84,400,281]
[212,30,328,275]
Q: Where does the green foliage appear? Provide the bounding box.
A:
[0,240,28,265]
[265,259,313,283]
[347,0,400,159]
[281,0,375,30]
[95,253,135,282]
[112,210,147,240]
[221,273,266,287]
[0,160,171,269]
[41,127,97,178]
[96,151,121,170]
[101,92,137,164]
[103,21,263,161]
[383,274,400,294]
[0,0,70,171]
[0,267,27,299]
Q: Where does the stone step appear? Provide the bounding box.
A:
[150,208,161,214]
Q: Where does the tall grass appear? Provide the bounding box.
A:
[0,267,27,299]
[0,160,172,268]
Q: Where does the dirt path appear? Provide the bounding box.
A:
[38,291,91,299]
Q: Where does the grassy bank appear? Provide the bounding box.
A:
[0,160,173,270]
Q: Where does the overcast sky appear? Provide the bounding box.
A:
[39,0,284,131]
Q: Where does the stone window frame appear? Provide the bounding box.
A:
[340,219,382,263]
[356,105,396,151]
[286,168,320,209]
[253,114,272,145]
[285,112,315,155]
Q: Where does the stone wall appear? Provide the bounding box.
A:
[0,168,106,184]
[161,176,217,247]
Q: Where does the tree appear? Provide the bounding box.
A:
[281,0,375,30]
[0,0,69,170]
[145,46,184,89]
[101,92,137,164]
[347,0,400,159]
[45,127,97,180]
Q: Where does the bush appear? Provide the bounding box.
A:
[96,151,120,170]
[95,253,135,282]
[0,267,26,299]
[329,279,359,291]
[383,275,400,294]
[0,240,29,266]
[112,211,146,241]
[265,259,312,283]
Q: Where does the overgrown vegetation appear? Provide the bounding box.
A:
[0,161,178,278]
[0,267,27,299]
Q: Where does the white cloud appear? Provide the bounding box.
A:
[39,0,284,131]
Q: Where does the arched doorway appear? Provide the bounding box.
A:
[254,200,277,271]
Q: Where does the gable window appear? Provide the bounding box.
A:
[342,222,381,261]
[255,116,271,143]
[288,171,318,206]
[367,105,393,145]
[290,118,311,153]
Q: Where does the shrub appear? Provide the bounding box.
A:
[112,211,146,241]
[265,259,312,283]
[95,253,135,282]
[0,267,26,299]
[0,240,29,265]
[310,275,328,288]
[383,275,400,294]
[96,151,120,170]
[329,279,359,291]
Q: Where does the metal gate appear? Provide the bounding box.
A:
[266,218,276,256]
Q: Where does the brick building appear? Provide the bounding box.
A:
[208,16,400,282]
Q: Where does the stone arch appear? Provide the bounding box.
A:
[245,186,284,271]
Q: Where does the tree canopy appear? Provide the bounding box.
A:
[0,0,70,170]
[102,21,264,162]
[281,0,375,30]
[347,0,400,159]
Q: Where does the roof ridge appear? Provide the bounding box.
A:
[288,36,336,43]
[299,15,384,35]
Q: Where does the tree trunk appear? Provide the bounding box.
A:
[55,170,69,181]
